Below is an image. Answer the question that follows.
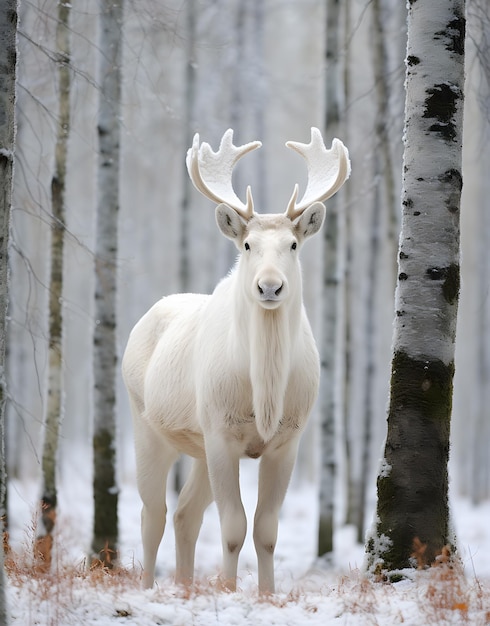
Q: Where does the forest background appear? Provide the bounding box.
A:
[6,0,490,567]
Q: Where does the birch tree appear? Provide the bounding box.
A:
[172,0,197,495]
[0,0,18,618]
[92,0,124,567]
[318,0,343,558]
[366,0,465,574]
[179,0,196,297]
[468,0,490,505]
[353,0,403,546]
[37,0,71,566]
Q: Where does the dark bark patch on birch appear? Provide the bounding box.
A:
[407,55,420,66]
[440,169,462,191]
[423,84,459,141]
[0,153,13,169]
[372,351,454,572]
[442,263,460,304]
[318,515,334,556]
[92,427,118,567]
[440,168,463,213]
[435,15,465,55]
[40,495,57,533]
[7,7,18,25]
[424,264,460,304]
[426,267,445,280]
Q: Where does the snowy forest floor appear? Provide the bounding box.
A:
[6,456,490,625]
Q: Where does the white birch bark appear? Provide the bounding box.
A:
[367,0,465,575]
[473,161,490,503]
[172,0,197,495]
[468,0,490,505]
[318,0,343,558]
[0,0,18,618]
[354,0,403,546]
[342,0,360,534]
[179,0,196,296]
[346,0,389,545]
[39,0,71,548]
[92,0,123,566]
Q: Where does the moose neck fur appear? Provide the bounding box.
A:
[231,263,303,443]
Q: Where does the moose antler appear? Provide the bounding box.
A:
[285,127,351,221]
[186,129,262,221]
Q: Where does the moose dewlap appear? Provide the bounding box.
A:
[121,128,350,594]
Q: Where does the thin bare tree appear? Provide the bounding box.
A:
[37,0,72,568]
[354,0,402,546]
[318,0,344,558]
[92,0,124,567]
[467,0,490,505]
[0,0,19,618]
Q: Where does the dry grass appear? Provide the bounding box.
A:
[5,517,490,626]
[4,513,141,626]
[7,554,141,626]
[337,571,384,624]
[332,555,490,626]
[418,556,490,625]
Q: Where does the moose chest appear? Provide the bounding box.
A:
[219,407,300,459]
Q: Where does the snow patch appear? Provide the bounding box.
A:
[378,458,392,478]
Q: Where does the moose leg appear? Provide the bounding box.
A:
[133,415,178,589]
[253,438,299,594]
[174,458,213,586]
[205,433,246,591]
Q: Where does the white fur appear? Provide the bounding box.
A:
[122,204,325,594]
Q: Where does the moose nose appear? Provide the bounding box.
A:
[257,279,283,300]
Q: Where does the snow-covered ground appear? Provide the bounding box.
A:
[6,455,490,625]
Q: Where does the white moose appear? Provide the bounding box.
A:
[122,127,350,594]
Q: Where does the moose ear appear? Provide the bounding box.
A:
[216,203,247,243]
[294,202,326,240]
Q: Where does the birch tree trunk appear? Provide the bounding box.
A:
[172,0,197,495]
[366,0,465,575]
[0,0,18,618]
[179,0,196,297]
[342,0,359,535]
[473,165,490,503]
[318,0,342,558]
[38,0,71,566]
[92,0,123,567]
[356,160,379,545]
[353,0,401,546]
[372,0,398,276]
[469,0,490,506]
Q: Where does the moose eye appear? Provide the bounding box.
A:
[244,242,250,251]
[291,241,297,251]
